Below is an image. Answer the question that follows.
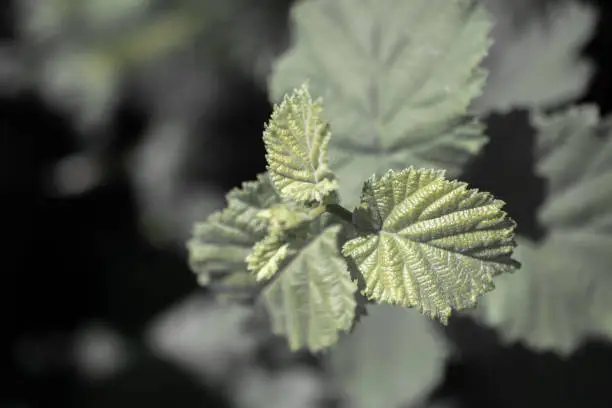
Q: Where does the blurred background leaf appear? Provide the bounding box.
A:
[474,0,595,113]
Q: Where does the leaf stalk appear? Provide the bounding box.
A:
[325,203,353,224]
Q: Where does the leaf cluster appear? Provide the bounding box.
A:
[188,81,520,352]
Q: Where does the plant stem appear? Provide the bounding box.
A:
[325,203,353,224]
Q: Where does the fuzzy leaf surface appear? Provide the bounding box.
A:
[479,106,612,355]
[269,0,491,204]
[263,83,337,203]
[342,168,519,323]
[187,173,280,299]
[246,231,290,282]
[261,215,358,352]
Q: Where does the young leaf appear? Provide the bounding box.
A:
[186,173,280,299]
[478,106,612,355]
[342,168,519,324]
[246,231,291,282]
[269,0,492,204]
[327,305,449,408]
[260,215,358,352]
[256,202,313,232]
[263,83,338,204]
[247,200,327,281]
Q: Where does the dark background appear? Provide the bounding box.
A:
[3,0,612,407]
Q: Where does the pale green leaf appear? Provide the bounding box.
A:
[263,83,338,203]
[186,173,280,299]
[479,234,612,354]
[533,105,612,232]
[269,0,492,205]
[342,167,519,323]
[247,199,332,281]
[246,231,291,282]
[256,202,314,232]
[473,0,595,113]
[477,106,612,355]
[327,304,449,408]
[261,215,358,352]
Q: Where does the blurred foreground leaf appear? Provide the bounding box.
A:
[327,304,449,408]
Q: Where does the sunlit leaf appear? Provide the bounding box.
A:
[343,167,519,323]
[261,215,358,352]
[247,230,291,282]
[263,83,338,204]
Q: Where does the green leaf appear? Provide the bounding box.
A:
[327,304,449,408]
[261,215,358,352]
[256,202,314,232]
[342,167,519,324]
[473,0,595,113]
[533,105,612,231]
[186,173,280,300]
[477,106,612,355]
[247,199,330,281]
[246,231,291,282]
[263,83,338,204]
[479,235,612,354]
[269,0,492,205]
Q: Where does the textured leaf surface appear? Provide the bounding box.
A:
[342,168,519,323]
[328,304,449,408]
[256,202,312,232]
[246,231,290,282]
[246,199,328,281]
[478,106,612,354]
[269,0,491,205]
[264,83,338,203]
[473,0,594,113]
[261,215,358,351]
[187,173,280,299]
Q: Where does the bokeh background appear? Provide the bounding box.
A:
[3,0,612,407]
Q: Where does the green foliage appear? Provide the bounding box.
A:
[188,80,518,353]
[533,105,612,232]
[328,304,449,408]
[260,216,358,352]
[187,173,280,300]
[473,0,595,113]
[478,105,612,355]
[14,0,611,404]
[186,0,524,358]
[269,0,492,205]
[263,83,338,204]
[246,230,290,282]
[342,167,519,323]
[182,0,612,403]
